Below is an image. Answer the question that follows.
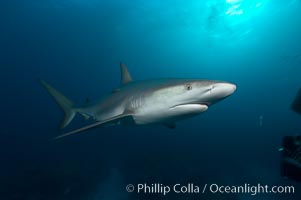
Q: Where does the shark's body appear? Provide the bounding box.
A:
[41,64,236,139]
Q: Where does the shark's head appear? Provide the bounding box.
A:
[192,80,237,105]
[135,79,237,125]
[162,79,237,107]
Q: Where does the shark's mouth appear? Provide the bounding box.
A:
[171,102,210,109]
[170,103,208,111]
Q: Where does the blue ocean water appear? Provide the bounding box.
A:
[1,0,301,199]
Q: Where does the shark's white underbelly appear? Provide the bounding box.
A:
[133,104,208,125]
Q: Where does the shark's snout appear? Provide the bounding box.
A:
[224,83,237,95]
[211,82,237,98]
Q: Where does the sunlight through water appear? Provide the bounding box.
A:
[206,0,269,41]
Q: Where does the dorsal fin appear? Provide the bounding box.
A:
[120,63,133,85]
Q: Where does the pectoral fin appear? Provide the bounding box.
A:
[164,123,176,129]
[53,113,132,140]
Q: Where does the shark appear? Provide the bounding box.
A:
[40,63,236,139]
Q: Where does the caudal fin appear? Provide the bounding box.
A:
[39,80,76,129]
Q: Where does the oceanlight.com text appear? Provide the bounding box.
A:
[125,183,295,196]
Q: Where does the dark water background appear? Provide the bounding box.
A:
[1,0,301,199]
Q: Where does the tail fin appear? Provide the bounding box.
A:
[39,80,76,129]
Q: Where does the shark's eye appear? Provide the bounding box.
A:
[186,84,192,91]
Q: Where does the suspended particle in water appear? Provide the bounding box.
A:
[259,115,263,127]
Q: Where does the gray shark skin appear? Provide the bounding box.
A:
[40,63,236,139]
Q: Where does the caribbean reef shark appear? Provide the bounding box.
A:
[40,63,236,139]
